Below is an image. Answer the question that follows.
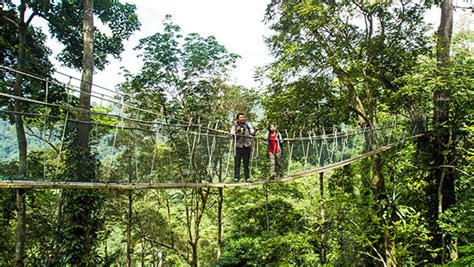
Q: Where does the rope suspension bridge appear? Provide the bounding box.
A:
[0,65,426,190]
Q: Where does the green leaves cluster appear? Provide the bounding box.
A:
[48,0,141,70]
[122,16,241,123]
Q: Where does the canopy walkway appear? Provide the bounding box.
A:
[0,66,426,190]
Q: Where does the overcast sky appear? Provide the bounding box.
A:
[26,0,472,95]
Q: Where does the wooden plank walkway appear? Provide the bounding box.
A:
[0,135,422,190]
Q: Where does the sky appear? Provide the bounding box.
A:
[22,0,473,95]
[35,0,274,93]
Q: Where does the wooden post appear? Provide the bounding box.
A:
[217,158,223,260]
[264,184,270,231]
[126,190,133,267]
[319,172,327,263]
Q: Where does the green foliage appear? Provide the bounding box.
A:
[0,6,52,71]
[398,51,473,264]
[263,0,433,127]
[220,187,319,266]
[121,15,241,122]
[51,128,106,265]
[56,189,105,265]
[0,7,62,120]
[261,0,473,265]
[23,189,58,265]
[1,1,473,266]
[262,76,350,132]
[48,0,141,70]
[0,188,15,266]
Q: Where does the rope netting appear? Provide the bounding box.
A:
[0,66,426,188]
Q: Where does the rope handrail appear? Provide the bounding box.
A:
[0,88,422,141]
[0,134,423,190]
[0,108,415,144]
[1,65,428,140]
[3,65,416,139]
[0,91,230,135]
[1,65,428,190]
[0,65,231,134]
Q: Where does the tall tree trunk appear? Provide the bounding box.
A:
[436,0,454,67]
[77,0,94,164]
[14,23,27,179]
[14,4,29,265]
[372,155,385,198]
[432,0,455,263]
[319,172,327,263]
[371,153,397,266]
[191,242,198,267]
[185,188,210,267]
[191,189,201,267]
[60,2,98,264]
[384,232,397,267]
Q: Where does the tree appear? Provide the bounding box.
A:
[3,0,139,264]
[116,17,248,265]
[121,16,239,122]
[432,0,456,262]
[264,0,431,126]
[1,3,53,265]
[263,1,434,265]
[2,0,139,263]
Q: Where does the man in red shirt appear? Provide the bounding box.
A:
[263,124,284,179]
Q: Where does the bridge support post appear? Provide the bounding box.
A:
[217,159,223,261]
[319,172,327,264]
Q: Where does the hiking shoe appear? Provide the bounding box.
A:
[270,175,275,180]
[246,179,252,183]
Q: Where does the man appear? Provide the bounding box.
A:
[229,113,258,182]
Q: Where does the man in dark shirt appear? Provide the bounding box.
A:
[229,113,257,182]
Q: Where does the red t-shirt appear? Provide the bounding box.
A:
[268,133,281,153]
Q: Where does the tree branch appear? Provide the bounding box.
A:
[25,125,60,154]
[25,11,37,27]
[349,106,371,126]
[349,218,387,267]
[144,237,190,264]
[0,13,20,28]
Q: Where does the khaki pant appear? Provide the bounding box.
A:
[269,152,284,177]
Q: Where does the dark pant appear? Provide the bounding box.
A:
[234,147,251,180]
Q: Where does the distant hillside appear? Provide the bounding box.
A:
[0,119,46,162]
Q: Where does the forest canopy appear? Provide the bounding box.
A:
[0,0,472,266]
